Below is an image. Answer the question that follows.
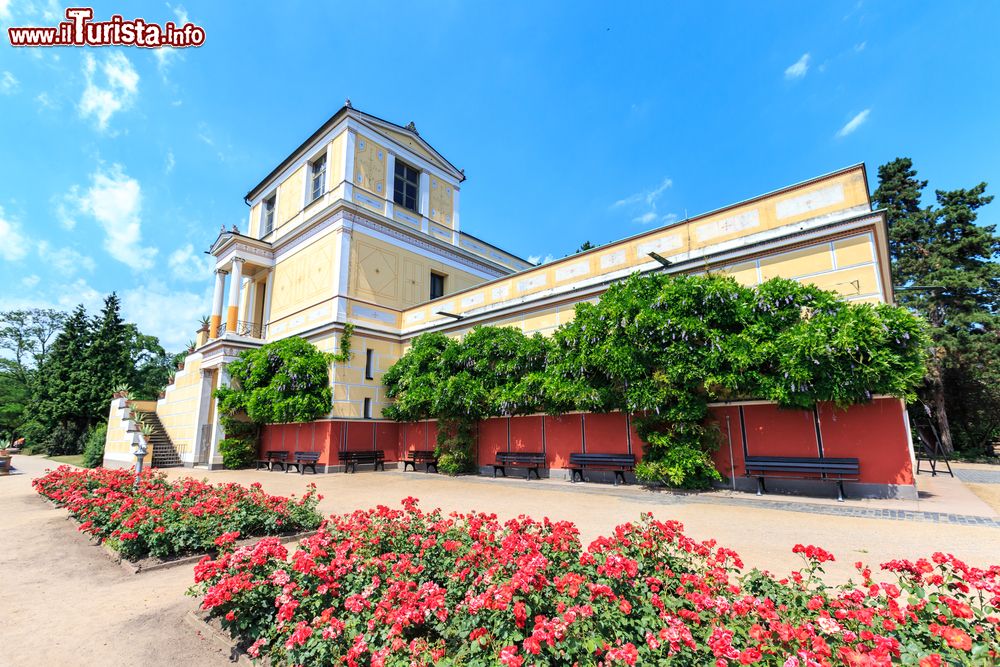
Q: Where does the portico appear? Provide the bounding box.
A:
[207,233,275,340]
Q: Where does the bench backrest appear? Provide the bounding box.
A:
[744,456,859,474]
[266,450,288,460]
[339,449,385,459]
[406,449,437,460]
[496,451,545,464]
[569,452,636,466]
[293,451,321,462]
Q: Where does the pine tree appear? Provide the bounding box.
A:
[873,158,1000,454]
[85,293,132,424]
[36,304,94,452]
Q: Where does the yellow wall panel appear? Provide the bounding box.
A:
[329,132,345,192]
[270,232,337,319]
[801,265,880,299]
[353,134,387,198]
[834,234,874,267]
[249,203,261,237]
[760,245,834,280]
[719,260,759,286]
[428,177,455,228]
[277,166,305,227]
[348,231,486,310]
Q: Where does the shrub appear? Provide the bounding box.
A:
[191,500,1000,666]
[33,466,323,561]
[81,424,107,468]
[219,437,256,469]
[46,422,86,455]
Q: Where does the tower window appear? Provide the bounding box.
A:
[365,349,374,380]
[430,272,445,300]
[393,161,419,212]
[261,194,276,236]
[309,153,326,202]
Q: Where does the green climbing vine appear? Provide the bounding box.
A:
[383,274,928,487]
[213,327,353,467]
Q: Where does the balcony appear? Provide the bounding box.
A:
[220,320,266,339]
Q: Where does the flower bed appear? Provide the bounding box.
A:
[33,466,323,562]
[189,499,999,666]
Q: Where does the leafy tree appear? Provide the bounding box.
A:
[125,324,173,400]
[216,328,353,425]
[873,158,999,454]
[0,308,67,440]
[574,241,596,254]
[384,274,928,487]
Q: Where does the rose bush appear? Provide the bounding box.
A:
[190,499,999,666]
[33,466,322,561]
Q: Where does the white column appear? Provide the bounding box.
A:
[261,269,274,339]
[451,187,461,245]
[226,257,244,333]
[191,369,214,465]
[343,130,356,203]
[210,269,227,338]
[207,365,229,468]
[385,152,396,219]
[246,277,257,334]
[419,171,430,233]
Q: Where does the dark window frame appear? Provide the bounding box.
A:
[365,349,374,380]
[393,160,420,213]
[262,194,276,236]
[430,272,445,300]
[363,397,372,419]
[309,153,326,202]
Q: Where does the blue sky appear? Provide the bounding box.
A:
[1,1,997,350]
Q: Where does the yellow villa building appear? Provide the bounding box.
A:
[103,103,894,470]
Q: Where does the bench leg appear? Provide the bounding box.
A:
[837,480,845,503]
[614,470,625,486]
[756,477,765,496]
[570,468,582,483]
[427,463,437,474]
[528,467,538,480]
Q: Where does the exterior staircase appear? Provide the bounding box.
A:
[135,409,183,468]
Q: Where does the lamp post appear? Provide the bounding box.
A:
[131,436,148,489]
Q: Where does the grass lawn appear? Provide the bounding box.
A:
[45,454,86,467]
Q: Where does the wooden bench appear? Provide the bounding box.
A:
[569,452,636,486]
[402,449,438,473]
[255,450,288,472]
[492,451,545,480]
[286,451,320,475]
[744,456,860,502]
[337,449,386,473]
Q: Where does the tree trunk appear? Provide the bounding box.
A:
[927,353,954,454]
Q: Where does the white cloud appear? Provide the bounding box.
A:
[78,51,139,131]
[527,254,555,266]
[37,240,96,275]
[0,0,11,20]
[36,92,58,110]
[168,243,214,282]
[71,163,157,270]
[0,206,31,261]
[0,71,19,95]
[121,281,211,351]
[21,274,40,288]
[164,149,176,174]
[854,41,867,52]
[54,278,104,313]
[612,177,676,225]
[613,177,673,209]
[784,53,811,80]
[836,108,871,137]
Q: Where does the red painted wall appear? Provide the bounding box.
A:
[544,414,584,469]
[817,398,914,485]
[259,398,913,487]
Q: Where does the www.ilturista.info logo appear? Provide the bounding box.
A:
[7,7,205,48]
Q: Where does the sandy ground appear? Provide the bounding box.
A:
[2,454,999,667]
[968,482,1000,514]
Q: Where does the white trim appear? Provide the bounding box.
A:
[385,152,396,220]
[418,171,430,218]
[247,118,350,208]
[262,269,274,328]
[353,224,496,281]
